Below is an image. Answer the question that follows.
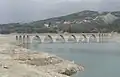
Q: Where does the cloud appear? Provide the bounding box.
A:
[0,0,120,24]
[99,0,120,11]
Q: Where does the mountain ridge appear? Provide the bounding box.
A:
[0,10,120,33]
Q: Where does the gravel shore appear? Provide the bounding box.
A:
[0,44,84,77]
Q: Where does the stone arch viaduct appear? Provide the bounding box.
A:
[15,33,112,44]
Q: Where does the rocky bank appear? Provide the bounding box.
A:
[0,44,84,77]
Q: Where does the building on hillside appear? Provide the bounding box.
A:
[63,21,71,24]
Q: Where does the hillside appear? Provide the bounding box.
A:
[0,10,120,33]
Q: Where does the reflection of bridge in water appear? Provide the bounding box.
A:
[15,33,112,44]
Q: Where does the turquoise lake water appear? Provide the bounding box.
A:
[27,43,120,77]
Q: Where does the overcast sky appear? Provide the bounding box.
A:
[0,0,120,24]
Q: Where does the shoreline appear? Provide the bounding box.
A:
[0,43,84,77]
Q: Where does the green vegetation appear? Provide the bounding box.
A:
[0,10,120,34]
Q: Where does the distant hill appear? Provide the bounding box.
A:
[0,10,120,33]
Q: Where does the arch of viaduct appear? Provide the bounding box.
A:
[15,33,112,44]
